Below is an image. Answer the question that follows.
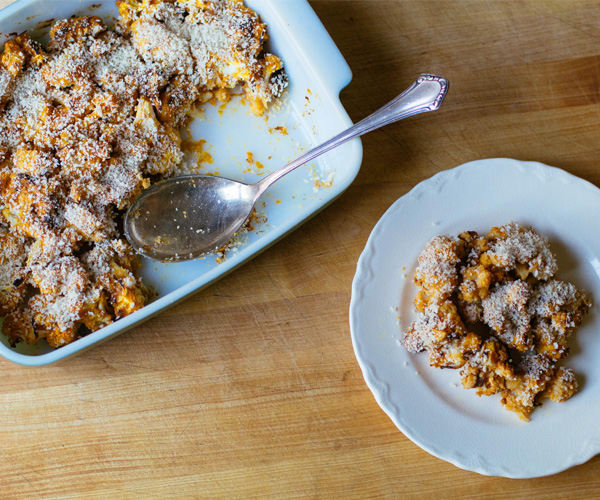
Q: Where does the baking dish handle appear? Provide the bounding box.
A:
[284,1,353,94]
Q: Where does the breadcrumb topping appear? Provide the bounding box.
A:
[403,223,591,420]
[0,0,287,347]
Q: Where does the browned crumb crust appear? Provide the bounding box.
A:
[0,0,287,347]
[404,223,591,421]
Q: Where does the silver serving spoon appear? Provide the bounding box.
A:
[125,74,448,261]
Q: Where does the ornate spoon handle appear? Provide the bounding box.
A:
[256,74,449,194]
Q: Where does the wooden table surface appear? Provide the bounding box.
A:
[1,0,600,498]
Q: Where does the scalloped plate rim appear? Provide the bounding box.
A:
[350,157,600,478]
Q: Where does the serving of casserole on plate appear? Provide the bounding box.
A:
[0,0,362,365]
[350,158,600,478]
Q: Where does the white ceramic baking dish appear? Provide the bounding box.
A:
[0,0,362,365]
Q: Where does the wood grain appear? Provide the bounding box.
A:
[1,0,600,498]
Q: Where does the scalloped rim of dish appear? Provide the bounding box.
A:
[350,158,600,478]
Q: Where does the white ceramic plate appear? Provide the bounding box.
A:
[0,0,362,365]
[350,158,600,478]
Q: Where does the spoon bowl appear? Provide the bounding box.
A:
[125,74,449,261]
[125,175,258,261]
